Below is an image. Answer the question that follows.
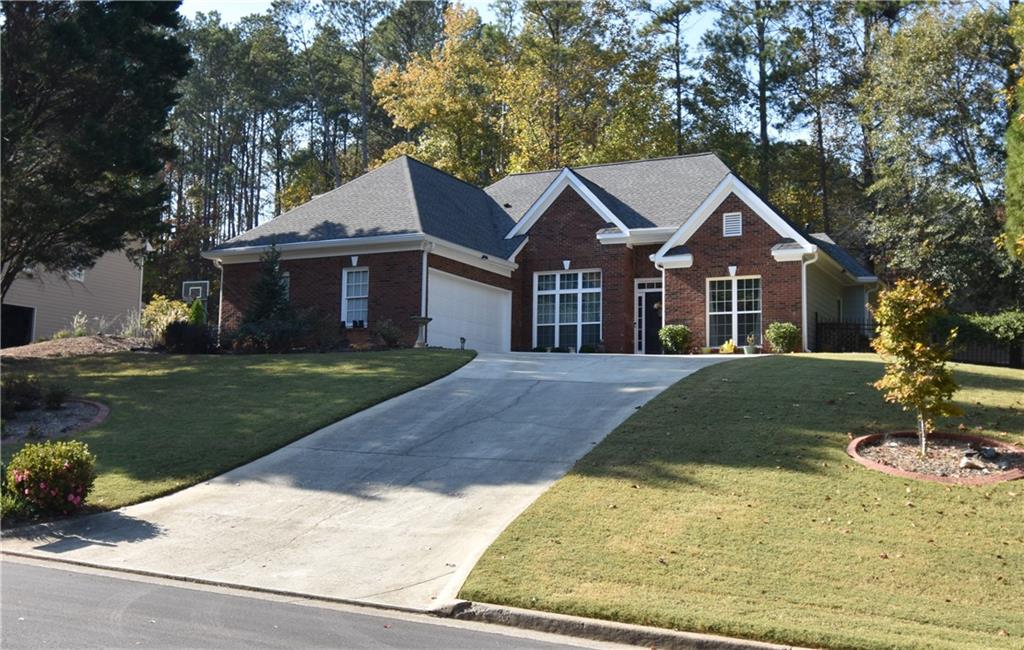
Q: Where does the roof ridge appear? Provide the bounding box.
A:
[404,154,489,192]
[498,152,721,179]
[397,156,425,233]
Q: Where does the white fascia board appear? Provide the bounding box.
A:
[505,168,629,239]
[654,174,814,262]
[508,236,529,262]
[597,227,676,245]
[771,247,812,263]
[202,233,426,265]
[657,254,693,269]
[425,236,517,276]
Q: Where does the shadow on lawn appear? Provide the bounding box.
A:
[4,353,1018,504]
[570,355,1023,487]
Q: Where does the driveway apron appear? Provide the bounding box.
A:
[2,353,732,609]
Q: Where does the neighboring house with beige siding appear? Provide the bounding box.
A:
[1,249,143,347]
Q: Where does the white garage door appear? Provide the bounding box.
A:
[427,269,511,353]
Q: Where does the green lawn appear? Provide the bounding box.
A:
[2,349,473,510]
[460,354,1024,650]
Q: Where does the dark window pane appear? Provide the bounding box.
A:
[738,313,761,344]
[537,325,555,348]
[710,314,732,347]
[582,324,600,346]
[559,324,577,350]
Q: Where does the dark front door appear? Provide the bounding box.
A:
[643,292,662,354]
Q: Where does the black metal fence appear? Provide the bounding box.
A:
[814,317,1022,368]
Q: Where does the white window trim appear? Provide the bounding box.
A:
[706,275,762,347]
[723,212,742,237]
[341,266,369,327]
[532,269,602,351]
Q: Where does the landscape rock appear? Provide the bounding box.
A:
[959,456,985,470]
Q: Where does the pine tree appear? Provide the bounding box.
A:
[243,245,291,324]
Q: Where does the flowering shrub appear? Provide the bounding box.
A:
[141,294,189,339]
[6,441,96,515]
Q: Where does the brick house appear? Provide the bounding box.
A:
[203,154,877,354]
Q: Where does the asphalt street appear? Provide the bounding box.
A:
[0,560,597,649]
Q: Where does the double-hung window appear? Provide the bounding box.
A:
[534,270,601,351]
[707,276,761,347]
[342,267,369,327]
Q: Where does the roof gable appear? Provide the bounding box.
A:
[503,168,628,238]
[654,174,814,262]
[485,153,730,230]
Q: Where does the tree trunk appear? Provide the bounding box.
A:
[815,107,829,232]
[674,16,683,155]
[917,413,927,456]
[755,2,770,196]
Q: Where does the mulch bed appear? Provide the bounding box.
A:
[1,335,150,360]
[1,399,109,443]
[849,432,1024,485]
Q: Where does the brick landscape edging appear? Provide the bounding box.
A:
[65,399,110,435]
[847,431,1024,485]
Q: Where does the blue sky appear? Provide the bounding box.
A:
[178,0,712,52]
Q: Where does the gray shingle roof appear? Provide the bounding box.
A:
[211,153,872,278]
[809,235,875,279]
[213,156,521,258]
[484,153,731,228]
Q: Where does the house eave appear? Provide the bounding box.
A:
[653,253,693,269]
[202,232,517,276]
[597,227,676,246]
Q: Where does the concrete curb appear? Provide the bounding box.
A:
[0,550,427,617]
[442,601,808,650]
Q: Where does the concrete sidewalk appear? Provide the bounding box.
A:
[2,352,732,610]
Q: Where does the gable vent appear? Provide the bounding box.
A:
[723,212,742,237]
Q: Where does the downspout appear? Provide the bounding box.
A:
[801,251,819,352]
[214,258,224,347]
[653,259,667,356]
[420,243,433,345]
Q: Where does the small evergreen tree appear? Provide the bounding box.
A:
[871,279,961,455]
[188,297,207,326]
[244,244,290,324]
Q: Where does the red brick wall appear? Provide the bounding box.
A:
[663,193,802,348]
[510,188,635,353]
[428,254,512,290]
[220,250,423,346]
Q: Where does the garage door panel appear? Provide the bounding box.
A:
[427,269,509,353]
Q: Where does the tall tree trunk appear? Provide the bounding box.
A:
[674,16,683,155]
[755,2,770,196]
[860,15,876,191]
[815,107,829,232]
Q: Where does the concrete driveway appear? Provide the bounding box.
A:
[2,352,732,610]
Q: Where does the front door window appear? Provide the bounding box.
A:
[535,270,601,350]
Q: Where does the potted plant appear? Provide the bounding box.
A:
[742,333,757,355]
[719,339,736,354]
